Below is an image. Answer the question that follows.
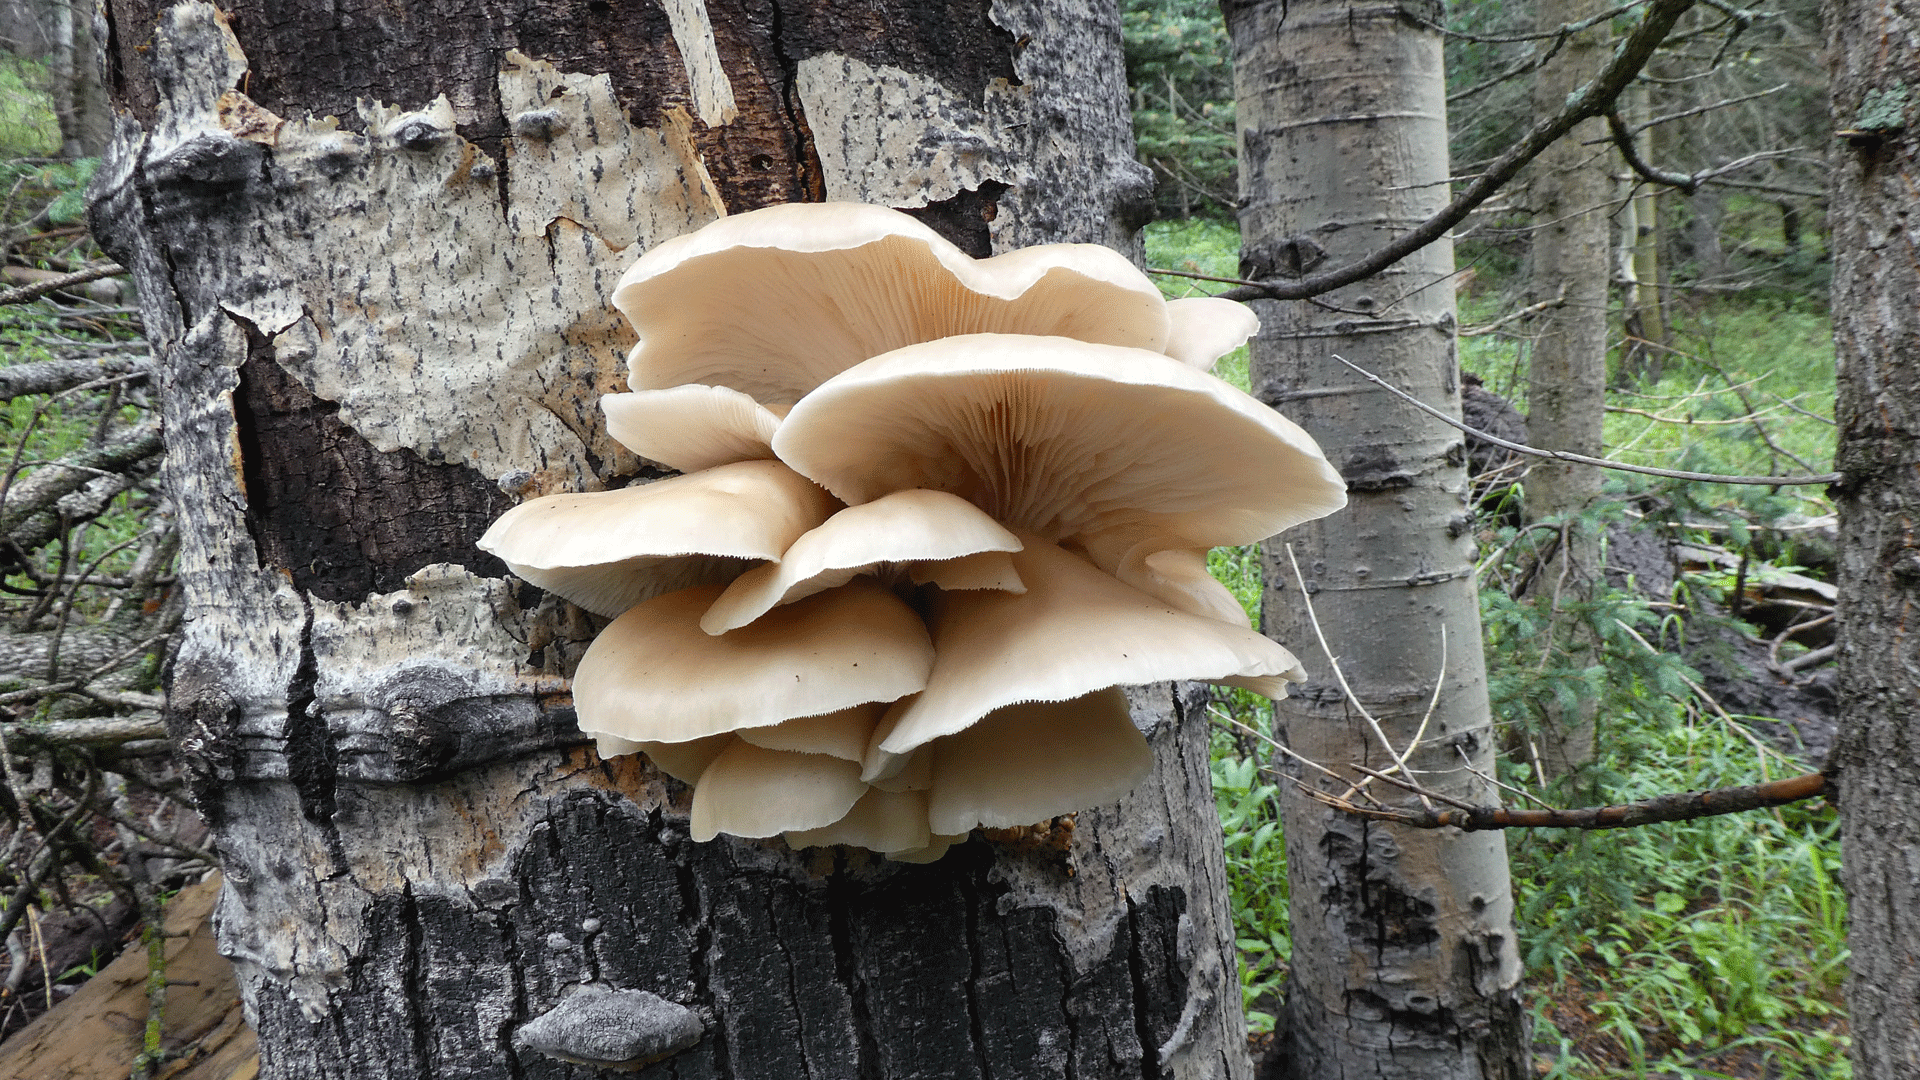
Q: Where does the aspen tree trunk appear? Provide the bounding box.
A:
[1619,81,1665,383]
[1825,0,1920,1074]
[87,2,1254,1076]
[1221,1,1529,1076]
[1520,0,1612,781]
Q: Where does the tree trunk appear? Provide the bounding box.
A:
[1519,0,1612,782]
[1222,1,1529,1076]
[1618,80,1665,384]
[89,2,1250,1076]
[1825,0,1920,1075]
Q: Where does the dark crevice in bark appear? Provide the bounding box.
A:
[825,857,881,1080]
[672,811,726,1073]
[1122,897,1162,1080]
[282,602,348,875]
[901,181,1010,259]
[400,884,437,1080]
[766,0,825,204]
[959,861,994,1080]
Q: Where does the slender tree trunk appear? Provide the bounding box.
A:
[1520,0,1612,780]
[1619,80,1665,384]
[1825,0,1920,1075]
[1222,1,1529,1076]
[89,1,1249,1076]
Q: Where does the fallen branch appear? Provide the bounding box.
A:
[1331,355,1841,486]
[1311,769,1830,830]
[0,263,126,308]
[0,356,148,402]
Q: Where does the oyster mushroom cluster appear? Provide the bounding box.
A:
[481,203,1346,863]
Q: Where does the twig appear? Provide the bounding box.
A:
[1282,544,1434,810]
[1311,770,1829,830]
[0,264,125,308]
[1460,288,1568,336]
[1330,355,1840,485]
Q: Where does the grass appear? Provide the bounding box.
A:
[1153,219,1850,1077]
[0,58,60,158]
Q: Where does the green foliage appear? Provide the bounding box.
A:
[1159,219,1848,1074]
[1122,0,1237,219]
[0,56,60,158]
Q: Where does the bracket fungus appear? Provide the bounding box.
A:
[480,202,1346,862]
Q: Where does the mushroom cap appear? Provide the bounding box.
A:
[784,787,932,854]
[627,734,731,785]
[689,740,867,841]
[700,489,1023,634]
[1114,546,1252,627]
[572,579,934,745]
[1163,297,1261,371]
[602,386,784,474]
[477,459,840,617]
[925,687,1150,834]
[907,549,1025,593]
[612,203,1172,404]
[772,334,1348,550]
[864,538,1304,768]
[736,702,884,763]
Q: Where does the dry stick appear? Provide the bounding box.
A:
[0,263,125,308]
[1212,0,1696,303]
[1460,288,1568,336]
[1313,769,1830,831]
[1282,544,1432,810]
[1331,355,1841,485]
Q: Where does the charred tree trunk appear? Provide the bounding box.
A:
[89,1,1251,1076]
[1825,0,1920,1075]
[1222,0,1529,1076]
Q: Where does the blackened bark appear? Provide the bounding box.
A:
[91,0,1239,1076]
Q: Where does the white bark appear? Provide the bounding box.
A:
[1224,0,1530,1075]
[91,0,1243,1075]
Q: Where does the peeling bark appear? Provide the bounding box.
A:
[92,0,1236,1075]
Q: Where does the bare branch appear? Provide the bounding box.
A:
[0,356,148,402]
[0,263,126,307]
[1217,0,1698,302]
[1330,355,1841,485]
[1312,770,1830,830]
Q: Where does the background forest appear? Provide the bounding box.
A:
[0,0,1850,1076]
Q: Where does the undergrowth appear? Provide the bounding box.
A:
[1147,220,1850,1077]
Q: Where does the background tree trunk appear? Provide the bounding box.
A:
[1222,1,1529,1076]
[1825,0,1920,1074]
[89,1,1252,1076]
[1519,0,1612,781]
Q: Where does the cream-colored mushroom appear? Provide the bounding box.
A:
[924,687,1150,835]
[689,740,867,841]
[1162,296,1261,371]
[572,578,934,747]
[863,538,1304,777]
[601,386,786,474]
[611,203,1174,404]
[784,787,933,855]
[477,459,840,616]
[773,334,1347,551]
[699,489,1023,634]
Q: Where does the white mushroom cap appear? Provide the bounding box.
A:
[1112,545,1252,627]
[625,734,731,784]
[689,740,867,841]
[572,579,934,745]
[907,550,1025,593]
[773,334,1348,550]
[925,687,1150,834]
[700,489,1023,634]
[864,538,1304,770]
[602,386,785,474]
[785,787,932,854]
[612,203,1172,404]
[736,702,884,762]
[1162,297,1261,371]
[477,459,841,617]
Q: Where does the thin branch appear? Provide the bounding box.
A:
[1217,0,1698,303]
[0,263,125,308]
[1607,112,1699,192]
[1330,355,1840,485]
[1311,770,1829,830]
[1460,287,1568,336]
